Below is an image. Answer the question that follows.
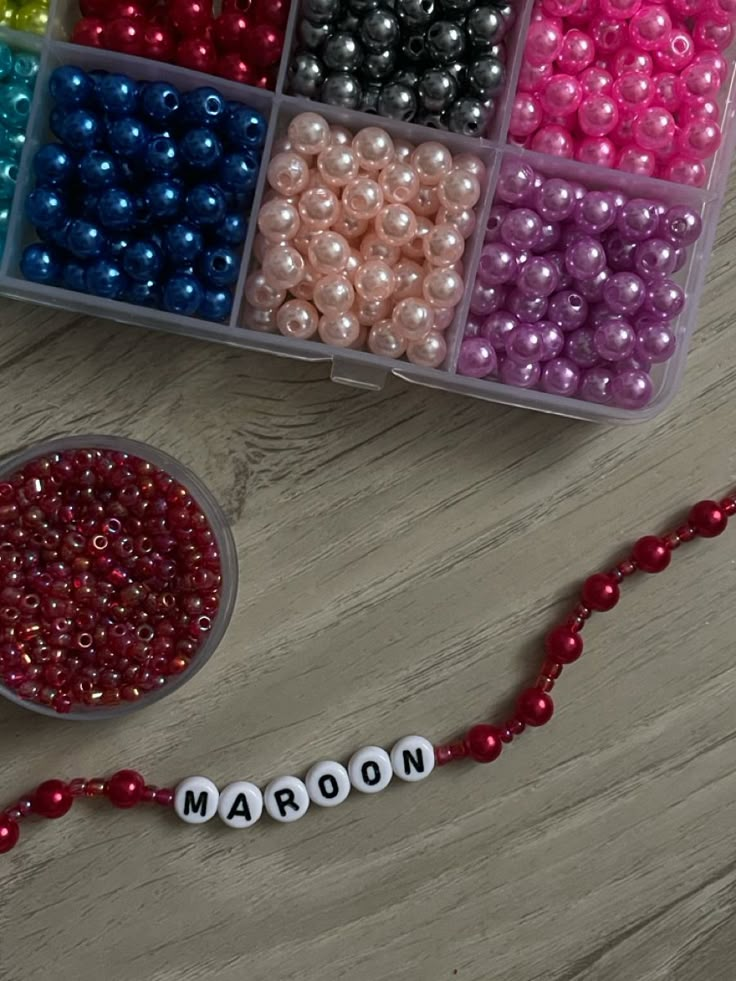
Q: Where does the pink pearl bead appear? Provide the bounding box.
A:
[375,204,418,247]
[652,72,681,112]
[433,306,455,330]
[368,320,406,359]
[352,127,395,171]
[517,60,554,93]
[454,153,487,183]
[411,186,440,218]
[618,144,656,174]
[693,14,733,49]
[276,299,319,339]
[629,5,672,50]
[318,312,361,347]
[342,178,384,220]
[353,259,396,301]
[355,298,390,326]
[244,271,285,311]
[316,145,359,188]
[556,29,596,73]
[633,106,676,151]
[509,92,543,137]
[298,186,340,231]
[437,169,481,211]
[257,197,300,242]
[392,298,435,340]
[402,216,433,260]
[541,74,583,115]
[267,152,310,197]
[654,28,695,72]
[677,62,721,103]
[423,268,464,308]
[261,244,305,290]
[436,205,476,239]
[660,156,707,185]
[543,0,583,15]
[406,331,447,368]
[288,112,331,156]
[525,17,565,66]
[307,230,350,273]
[393,139,414,161]
[578,93,619,135]
[378,161,420,204]
[612,71,654,114]
[332,213,368,241]
[243,303,277,332]
[591,18,628,54]
[394,259,425,299]
[359,232,400,265]
[611,46,653,76]
[600,0,641,18]
[423,223,465,266]
[580,66,614,95]
[576,136,617,166]
[676,119,721,158]
[530,124,575,156]
[679,97,720,125]
[312,274,355,315]
[411,142,453,186]
[499,358,541,388]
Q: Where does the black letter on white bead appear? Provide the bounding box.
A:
[390,735,435,782]
[348,746,393,794]
[174,776,220,825]
[264,776,310,823]
[306,760,351,807]
[218,781,264,829]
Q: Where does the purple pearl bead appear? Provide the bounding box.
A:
[565,327,600,368]
[516,256,559,297]
[457,337,498,378]
[522,173,545,206]
[660,205,702,247]
[507,289,548,322]
[547,289,589,331]
[545,251,573,289]
[500,208,543,250]
[499,357,541,388]
[558,224,588,249]
[634,238,677,280]
[604,231,637,271]
[643,277,684,321]
[602,271,645,315]
[506,323,545,362]
[590,303,622,327]
[470,280,506,316]
[576,268,610,303]
[481,311,518,349]
[538,320,565,359]
[635,319,676,362]
[579,366,614,404]
[593,316,636,361]
[536,220,561,253]
[534,178,576,222]
[496,160,536,204]
[672,247,687,273]
[485,204,509,243]
[616,198,660,241]
[565,235,607,279]
[573,191,618,235]
[477,243,517,285]
[616,353,652,374]
[540,357,580,397]
[464,314,484,337]
[569,181,587,201]
[611,369,653,409]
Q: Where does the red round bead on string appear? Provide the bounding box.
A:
[545,624,583,663]
[516,688,554,727]
[631,535,671,573]
[464,724,503,763]
[32,780,73,819]
[689,500,728,537]
[581,573,619,611]
[0,815,19,854]
[106,770,145,809]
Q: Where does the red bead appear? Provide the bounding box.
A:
[103,17,145,55]
[107,0,148,16]
[245,23,283,67]
[581,573,620,612]
[79,0,109,13]
[464,724,503,763]
[677,523,696,542]
[107,769,145,808]
[689,500,728,537]
[169,0,213,36]
[177,38,219,73]
[71,17,105,46]
[213,12,251,52]
[435,744,454,766]
[631,535,671,573]
[0,814,19,853]
[33,780,73,819]
[142,23,177,61]
[545,624,583,664]
[253,0,289,26]
[223,0,252,10]
[155,788,174,806]
[217,53,257,83]
[721,497,736,517]
[516,688,554,727]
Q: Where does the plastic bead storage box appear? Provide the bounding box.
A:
[0,0,732,423]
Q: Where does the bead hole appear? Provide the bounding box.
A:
[17,97,29,115]
[77,633,93,649]
[164,93,177,109]
[570,294,582,308]
[410,37,424,51]
[206,96,220,113]
[137,625,154,641]
[245,123,260,138]
[212,256,228,271]
[673,36,688,53]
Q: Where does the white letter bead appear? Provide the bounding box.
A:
[348,746,393,794]
[174,776,220,824]
[218,781,264,829]
[390,735,435,782]
[264,776,310,823]
[305,760,351,807]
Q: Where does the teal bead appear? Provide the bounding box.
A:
[0,82,33,129]
[0,204,10,234]
[12,52,40,86]
[0,158,18,200]
[0,44,12,82]
[7,130,26,158]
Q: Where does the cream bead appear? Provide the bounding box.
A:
[313,273,355,314]
[411,141,453,185]
[355,297,390,326]
[292,266,317,302]
[406,331,448,369]
[332,213,369,240]
[305,761,351,807]
[348,746,393,794]
[257,198,301,243]
[368,320,407,358]
[318,312,361,347]
[412,185,440,217]
[345,248,362,277]
[379,161,420,204]
[287,111,331,156]
[276,299,319,339]
[402,216,433,261]
[423,268,464,307]
[244,271,286,311]
[436,205,476,239]
[438,168,481,211]
[243,304,277,332]
[375,203,417,247]
[264,775,310,822]
[342,177,384,220]
[267,152,310,196]
[330,124,352,146]
[218,781,264,828]
[454,152,487,182]
[423,223,465,267]
[261,244,305,290]
[392,297,435,340]
[433,305,455,330]
[390,735,436,781]
[298,186,340,231]
[317,144,359,188]
[352,126,395,171]
[393,138,414,161]
[174,776,219,824]
[308,230,350,273]
[354,259,396,301]
[359,232,401,266]
[393,259,424,300]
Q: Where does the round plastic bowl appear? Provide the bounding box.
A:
[0,435,237,720]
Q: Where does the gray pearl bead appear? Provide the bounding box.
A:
[396,0,436,27]
[289,52,325,98]
[298,18,332,50]
[361,83,382,113]
[425,20,465,63]
[377,82,417,121]
[495,2,515,29]
[362,48,397,79]
[404,32,428,63]
[440,0,476,11]
[321,72,362,109]
[444,60,467,85]
[323,31,364,71]
[467,55,506,98]
[302,0,340,23]
[417,68,457,113]
[391,68,419,88]
[348,0,382,11]
[360,7,400,50]
[445,96,490,137]
[337,11,362,31]
[415,109,445,129]
[466,6,504,49]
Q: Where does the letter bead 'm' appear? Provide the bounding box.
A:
[174,776,219,824]
[218,781,264,829]
[348,746,393,794]
[390,735,435,782]
[305,760,351,807]
[264,775,310,823]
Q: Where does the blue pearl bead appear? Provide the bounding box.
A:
[165,223,203,266]
[145,178,183,220]
[21,244,62,284]
[53,108,101,152]
[106,116,149,158]
[63,261,88,293]
[199,246,239,288]
[86,259,127,299]
[199,288,233,322]
[66,219,106,260]
[163,274,204,316]
[0,159,18,201]
[140,81,181,123]
[0,83,33,129]
[25,187,67,230]
[180,127,223,170]
[144,135,179,175]
[79,150,119,189]
[0,44,12,82]
[122,240,164,282]
[106,235,131,261]
[33,143,75,186]
[185,183,226,227]
[218,151,259,193]
[224,103,268,150]
[98,188,136,230]
[80,192,101,221]
[179,87,226,127]
[125,279,161,307]
[49,66,92,108]
[215,213,248,246]
[95,74,138,116]
[12,53,40,86]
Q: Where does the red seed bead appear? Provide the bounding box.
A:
[107,769,145,809]
[689,500,728,538]
[720,497,736,517]
[33,780,73,819]
[677,523,696,542]
[581,573,620,612]
[464,724,503,763]
[155,788,174,806]
[545,624,583,664]
[516,688,554,727]
[0,814,19,853]
[71,17,105,46]
[169,0,213,35]
[631,535,671,573]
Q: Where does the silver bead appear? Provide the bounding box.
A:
[417,68,458,113]
[445,96,490,137]
[348,0,383,11]
[415,109,445,129]
[360,7,400,50]
[298,18,332,49]
[425,20,466,63]
[466,6,505,49]
[396,0,436,27]
[377,82,417,121]
[321,71,362,108]
[324,31,364,71]
[440,0,476,10]
[289,52,325,99]
[467,55,506,98]
[392,68,420,88]
[302,0,341,22]
[495,3,516,30]
[360,82,382,113]
[337,11,362,31]
[362,48,397,79]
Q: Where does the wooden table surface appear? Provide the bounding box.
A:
[1,173,736,981]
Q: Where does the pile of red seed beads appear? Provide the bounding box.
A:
[0,446,222,715]
[0,494,730,853]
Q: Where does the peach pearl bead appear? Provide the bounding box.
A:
[307,230,350,273]
[368,320,407,358]
[292,266,318,301]
[394,139,414,162]
[354,259,396,301]
[423,268,464,307]
[271,137,293,154]
[355,298,390,326]
[454,153,487,183]
[313,274,355,314]
[379,161,421,204]
[411,141,453,185]
[267,152,310,196]
[412,186,440,217]
[276,299,319,339]
[394,259,424,299]
[345,249,362,277]
[332,213,369,240]
[244,271,286,310]
[352,328,368,350]
[342,178,384,220]
[287,112,331,156]
[292,231,314,256]
[352,127,395,171]
[243,303,277,332]
[437,205,476,239]
[392,297,435,340]
[423,223,465,266]
[257,198,301,242]
[261,245,305,290]
[317,145,359,188]
[438,169,481,211]
[252,233,269,263]
[406,331,447,368]
[403,216,433,260]
[375,204,417,247]
[433,306,455,330]
[330,125,352,146]
[298,186,340,231]
[359,232,401,265]
[318,312,361,347]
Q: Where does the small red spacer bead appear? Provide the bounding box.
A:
[631,536,671,573]
[435,745,454,766]
[464,724,504,763]
[581,573,620,612]
[155,789,174,806]
[500,725,515,743]
[516,688,554,727]
[535,675,555,693]
[545,624,583,664]
[85,779,108,798]
[720,497,736,517]
[617,559,637,577]
[541,659,562,680]
[689,500,728,537]
[33,780,73,819]
[676,523,696,542]
[664,531,681,550]
[0,814,19,853]
[107,770,145,809]
[68,778,88,797]
[142,785,157,803]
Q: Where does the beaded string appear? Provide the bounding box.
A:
[1,494,731,854]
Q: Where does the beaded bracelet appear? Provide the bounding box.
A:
[1,494,731,854]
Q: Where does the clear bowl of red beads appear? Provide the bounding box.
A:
[0,435,238,720]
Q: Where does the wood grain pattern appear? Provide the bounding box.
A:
[1,173,736,981]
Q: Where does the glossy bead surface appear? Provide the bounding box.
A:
[465,724,503,762]
[33,780,73,819]
[545,624,583,663]
[264,776,310,822]
[689,500,727,537]
[348,746,393,793]
[107,769,145,809]
[174,776,220,824]
[581,573,620,610]
[516,688,554,726]
[305,761,351,806]
[218,781,264,828]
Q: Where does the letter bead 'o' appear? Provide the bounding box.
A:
[348,746,393,794]
[305,760,351,807]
